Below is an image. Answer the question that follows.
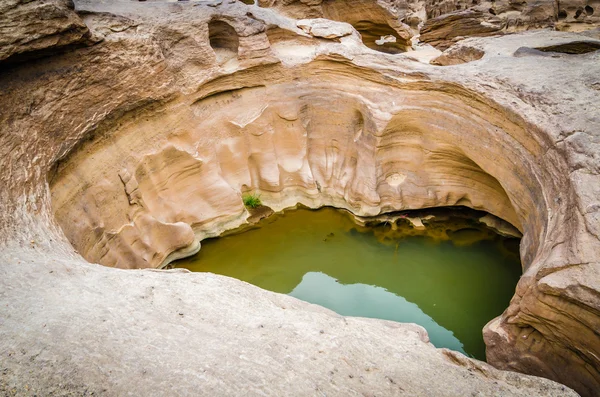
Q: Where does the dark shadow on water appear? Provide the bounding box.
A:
[175,207,522,360]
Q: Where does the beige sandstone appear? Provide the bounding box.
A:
[0,0,94,64]
[0,0,599,396]
[420,0,599,49]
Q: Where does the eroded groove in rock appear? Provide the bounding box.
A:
[321,0,413,52]
[209,20,240,63]
[50,76,538,270]
[536,41,600,54]
[1,0,599,396]
[420,10,502,50]
[0,0,94,65]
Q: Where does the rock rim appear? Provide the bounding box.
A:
[0,0,599,396]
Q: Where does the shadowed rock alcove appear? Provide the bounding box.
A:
[49,79,531,272]
[45,51,598,393]
[1,1,599,396]
[208,20,240,63]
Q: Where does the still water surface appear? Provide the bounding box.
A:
[176,208,521,360]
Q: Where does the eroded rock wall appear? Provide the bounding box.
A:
[421,0,600,49]
[0,0,94,64]
[0,0,599,396]
[50,76,533,269]
[243,0,600,51]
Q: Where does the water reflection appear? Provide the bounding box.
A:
[175,208,521,360]
[290,271,466,355]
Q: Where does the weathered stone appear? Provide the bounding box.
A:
[478,214,522,238]
[420,10,502,50]
[0,250,578,396]
[430,43,485,65]
[0,0,93,64]
[0,0,599,396]
[296,18,354,39]
[420,0,600,50]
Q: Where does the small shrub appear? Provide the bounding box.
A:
[242,193,262,209]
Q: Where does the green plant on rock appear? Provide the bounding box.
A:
[242,193,262,209]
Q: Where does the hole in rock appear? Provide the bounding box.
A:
[585,5,594,15]
[575,8,583,18]
[536,41,600,54]
[558,9,568,19]
[175,207,522,360]
[208,20,239,63]
[353,21,407,54]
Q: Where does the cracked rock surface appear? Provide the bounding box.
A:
[0,0,599,396]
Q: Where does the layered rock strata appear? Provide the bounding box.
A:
[0,0,599,396]
[241,0,600,51]
[0,0,94,64]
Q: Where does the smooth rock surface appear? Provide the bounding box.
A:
[0,0,599,396]
[0,249,577,396]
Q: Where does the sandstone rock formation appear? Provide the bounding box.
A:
[420,0,600,49]
[0,0,93,64]
[0,255,577,396]
[246,0,600,51]
[1,0,599,396]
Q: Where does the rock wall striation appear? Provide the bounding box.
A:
[0,0,599,396]
[0,0,95,64]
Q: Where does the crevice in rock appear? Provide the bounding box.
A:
[558,9,568,19]
[320,0,412,52]
[353,21,407,54]
[266,26,322,45]
[208,20,240,63]
[535,41,600,54]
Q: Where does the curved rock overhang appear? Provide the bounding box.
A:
[0,1,599,396]
[49,69,537,270]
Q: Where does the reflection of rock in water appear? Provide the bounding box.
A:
[290,271,467,354]
[176,207,522,360]
[1,0,599,395]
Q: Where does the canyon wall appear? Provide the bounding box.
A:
[0,0,599,395]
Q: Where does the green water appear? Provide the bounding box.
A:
[176,208,522,360]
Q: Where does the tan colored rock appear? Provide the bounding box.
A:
[321,0,414,52]
[406,216,426,230]
[0,0,599,396]
[0,250,578,396]
[257,0,325,19]
[421,0,600,50]
[296,18,354,39]
[420,10,502,50]
[430,43,485,65]
[0,0,93,64]
[479,214,522,238]
[251,0,415,51]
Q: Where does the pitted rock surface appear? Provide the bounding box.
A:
[0,0,599,396]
